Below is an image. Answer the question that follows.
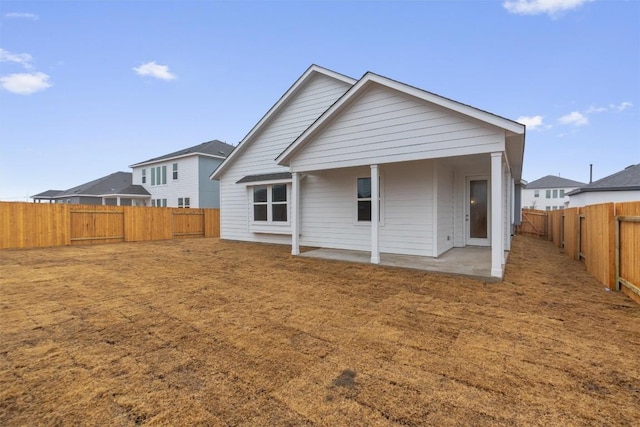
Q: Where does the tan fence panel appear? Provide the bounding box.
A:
[70,205,125,245]
[0,202,70,249]
[518,209,547,238]
[124,206,173,242]
[616,202,640,304]
[548,210,563,247]
[562,207,580,260]
[173,209,205,238]
[583,203,615,289]
[204,209,220,238]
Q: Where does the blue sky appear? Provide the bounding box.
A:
[0,0,638,200]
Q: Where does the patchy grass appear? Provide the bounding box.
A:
[1,236,638,426]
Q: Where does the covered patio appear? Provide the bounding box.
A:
[300,246,502,281]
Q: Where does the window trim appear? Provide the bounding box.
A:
[245,180,292,233]
[141,168,146,184]
[354,174,384,226]
[172,163,178,180]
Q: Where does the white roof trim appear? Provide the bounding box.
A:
[276,72,525,165]
[129,152,225,168]
[210,65,356,180]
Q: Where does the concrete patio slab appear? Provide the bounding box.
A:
[300,246,501,281]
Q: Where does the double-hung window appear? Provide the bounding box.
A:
[545,189,551,199]
[553,189,558,198]
[356,177,382,223]
[172,163,178,180]
[559,189,565,198]
[141,169,146,184]
[534,190,539,198]
[252,184,288,223]
[178,197,190,208]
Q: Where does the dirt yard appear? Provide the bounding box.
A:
[1,236,638,426]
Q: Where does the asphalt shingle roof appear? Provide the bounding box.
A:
[524,175,586,189]
[31,190,64,198]
[130,140,235,167]
[236,172,292,184]
[57,172,133,197]
[567,164,640,195]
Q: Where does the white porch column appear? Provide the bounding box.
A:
[291,172,300,255]
[491,152,504,278]
[102,198,106,206]
[370,164,380,264]
[116,196,121,206]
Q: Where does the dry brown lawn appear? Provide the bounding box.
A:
[1,235,639,426]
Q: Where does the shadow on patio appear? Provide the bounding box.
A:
[300,246,499,281]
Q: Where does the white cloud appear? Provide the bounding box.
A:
[133,61,176,81]
[559,111,588,127]
[584,105,607,114]
[0,48,34,69]
[610,101,633,111]
[4,12,39,20]
[0,72,52,95]
[503,0,594,17]
[516,115,545,130]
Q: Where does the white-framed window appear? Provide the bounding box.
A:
[178,197,190,208]
[172,163,178,180]
[545,206,551,211]
[553,189,558,198]
[545,190,551,199]
[142,169,146,184]
[356,176,383,223]
[534,190,539,198]
[552,206,558,210]
[151,198,167,207]
[560,189,565,198]
[251,184,288,223]
[151,166,167,186]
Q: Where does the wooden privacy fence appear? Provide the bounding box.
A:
[521,202,640,305]
[0,202,220,249]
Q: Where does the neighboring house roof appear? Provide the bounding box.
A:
[56,171,135,197]
[524,175,586,189]
[210,65,357,180]
[31,189,64,198]
[117,184,151,196]
[276,71,525,170]
[32,172,150,200]
[130,140,235,168]
[567,164,640,195]
[236,172,292,184]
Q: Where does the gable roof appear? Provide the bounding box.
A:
[210,65,357,180]
[275,71,526,180]
[567,164,640,195]
[130,140,234,168]
[525,175,586,189]
[56,171,133,197]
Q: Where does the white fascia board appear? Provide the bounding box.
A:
[238,178,292,186]
[276,72,525,166]
[129,152,224,169]
[210,65,357,180]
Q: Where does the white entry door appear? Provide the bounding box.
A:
[466,177,490,246]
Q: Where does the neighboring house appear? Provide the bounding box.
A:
[31,172,149,205]
[521,175,586,211]
[129,140,234,208]
[568,164,640,207]
[211,65,526,278]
